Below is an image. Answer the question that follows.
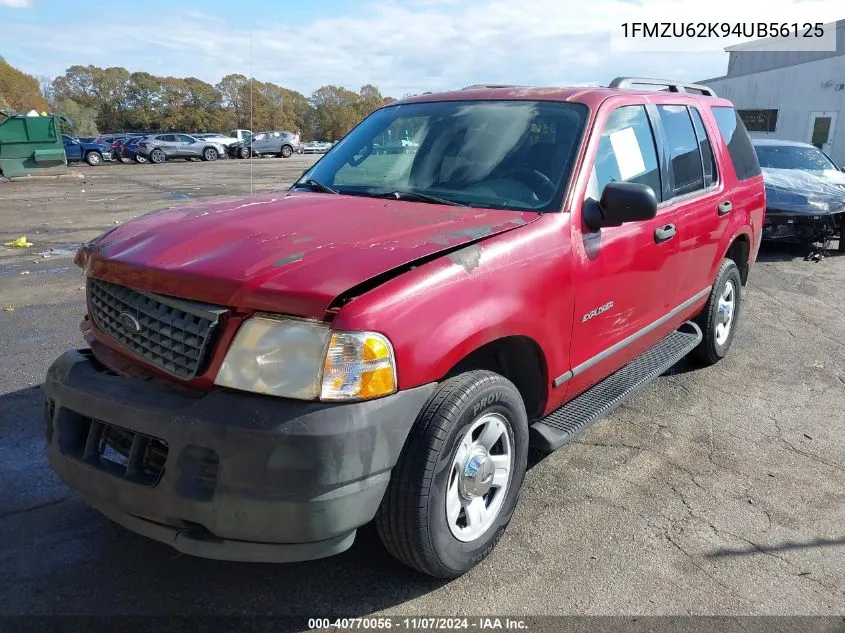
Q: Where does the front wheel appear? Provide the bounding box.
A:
[203,147,218,161]
[376,370,528,578]
[149,149,166,164]
[238,147,250,159]
[84,151,102,166]
[692,258,742,365]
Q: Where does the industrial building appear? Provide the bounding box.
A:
[702,20,845,165]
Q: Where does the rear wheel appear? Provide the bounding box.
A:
[84,151,102,166]
[134,154,147,164]
[117,155,131,164]
[149,149,166,164]
[692,258,742,365]
[376,370,528,578]
[280,145,293,158]
[203,147,218,161]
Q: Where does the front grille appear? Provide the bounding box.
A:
[87,277,224,379]
[59,415,169,487]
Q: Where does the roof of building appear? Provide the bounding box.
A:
[701,19,845,83]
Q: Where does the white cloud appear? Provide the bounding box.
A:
[0,0,31,7]
[1,0,843,95]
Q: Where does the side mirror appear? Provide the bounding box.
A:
[583,182,658,230]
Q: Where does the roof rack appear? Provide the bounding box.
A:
[608,77,717,97]
[461,84,528,90]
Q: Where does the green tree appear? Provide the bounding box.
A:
[216,74,248,128]
[125,72,163,130]
[0,58,50,112]
[56,97,99,136]
[92,66,130,130]
[310,85,360,140]
[357,84,392,118]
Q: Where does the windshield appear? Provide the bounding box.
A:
[755,145,837,171]
[296,100,587,211]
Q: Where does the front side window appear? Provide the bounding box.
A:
[657,105,704,196]
[298,100,588,211]
[587,105,662,202]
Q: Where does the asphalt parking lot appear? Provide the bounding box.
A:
[1,157,843,617]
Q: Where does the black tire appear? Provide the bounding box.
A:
[202,147,218,161]
[149,149,166,164]
[84,151,102,166]
[280,144,293,158]
[376,370,528,578]
[238,147,250,159]
[691,258,742,365]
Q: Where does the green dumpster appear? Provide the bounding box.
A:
[0,111,68,178]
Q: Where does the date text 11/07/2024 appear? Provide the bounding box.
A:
[308,618,529,630]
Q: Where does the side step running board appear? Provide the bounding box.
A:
[530,321,702,452]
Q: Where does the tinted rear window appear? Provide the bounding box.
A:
[711,107,761,181]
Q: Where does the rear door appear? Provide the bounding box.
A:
[650,102,729,299]
[566,101,685,398]
[158,135,179,156]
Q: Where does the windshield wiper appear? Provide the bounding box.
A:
[371,190,468,207]
[300,179,339,194]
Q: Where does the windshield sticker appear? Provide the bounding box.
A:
[609,127,646,181]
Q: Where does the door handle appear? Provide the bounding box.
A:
[717,200,733,216]
[654,224,676,243]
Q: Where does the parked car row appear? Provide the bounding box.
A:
[62,128,316,165]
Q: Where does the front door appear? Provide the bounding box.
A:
[63,138,81,162]
[178,135,200,157]
[566,102,684,398]
[807,112,837,155]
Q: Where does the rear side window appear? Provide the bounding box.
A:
[656,105,704,196]
[690,107,716,187]
[588,105,662,202]
[711,107,761,181]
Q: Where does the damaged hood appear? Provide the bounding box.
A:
[762,167,845,216]
[81,191,537,317]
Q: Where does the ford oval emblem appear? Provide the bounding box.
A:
[118,312,142,333]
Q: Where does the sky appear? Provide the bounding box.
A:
[0,0,843,97]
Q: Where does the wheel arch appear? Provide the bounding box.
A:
[442,333,549,421]
[722,231,752,285]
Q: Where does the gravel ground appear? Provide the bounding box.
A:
[1,157,843,617]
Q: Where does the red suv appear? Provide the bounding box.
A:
[44,78,765,577]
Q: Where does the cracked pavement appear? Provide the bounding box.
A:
[1,160,843,616]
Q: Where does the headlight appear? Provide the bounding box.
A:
[215,316,330,399]
[214,315,397,401]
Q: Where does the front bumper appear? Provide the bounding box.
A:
[763,210,844,243]
[44,349,435,562]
